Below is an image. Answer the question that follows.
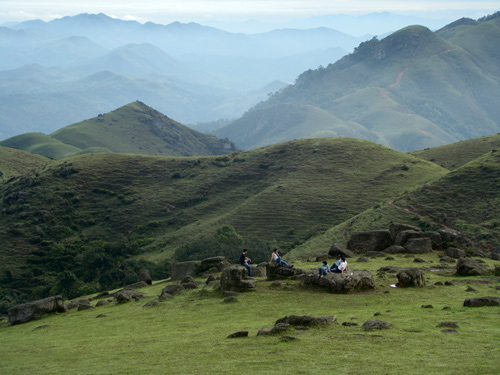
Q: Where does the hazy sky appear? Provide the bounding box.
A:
[1,0,498,26]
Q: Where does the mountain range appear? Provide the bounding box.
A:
[215,13,500,152]
[0,13,366,140]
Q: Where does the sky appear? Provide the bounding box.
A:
[0,0,498,31]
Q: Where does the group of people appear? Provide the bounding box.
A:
[239,248,294,277]
[239,248,350,278]
[318,256,350,277]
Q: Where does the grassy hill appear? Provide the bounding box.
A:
[0,254,499,374]
[0,101,237,159]
[0,146,54,180]
[292,145,500,259]
[0,137,448,309]
[217,15,500,152]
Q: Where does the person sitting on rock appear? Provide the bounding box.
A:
[331,256,350,274]
[240,249,252,276]
[269,248,293,268]
[318,260,330,277]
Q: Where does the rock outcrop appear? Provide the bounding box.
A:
[396,268,426,287]
[300,270,375,293]
[8,296,67,325]
[220,265,257,293]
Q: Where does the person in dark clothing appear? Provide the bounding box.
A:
[239,249,252,276]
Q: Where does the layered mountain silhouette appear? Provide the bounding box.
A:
[0,101,237,159]
[216,13,500,152]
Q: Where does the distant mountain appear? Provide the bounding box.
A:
[216,14,500,152]
[1,13,364,139]
[0,101,237,159]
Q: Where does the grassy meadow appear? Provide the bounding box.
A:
[1,254,499,375]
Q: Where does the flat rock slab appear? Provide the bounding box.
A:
[300,270,375,293]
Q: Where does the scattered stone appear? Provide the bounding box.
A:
[270,323,291,334]
[434,281,444,286]
[357,257,369,262]
[115,292,132,304]
[77,304,95,311]
[464,297,500,307]
[301,270,376,293]
[94,291,110,299]
[276,315,337,326]
[440,256,455,263]
[413,258,426,263]
[397,268,425,287]
[342,322,359,326]
[227,331,248,338]
[361,320,393,331]
[96,314,106,318]
[257,328,273,336]
[269,281,282,288]
[444,281,455,286]
[280,336,298,341]
[466,286,478,292]
[159,293,173,301]
[223,297,238,303]
[456,258,489,276]
[220,265,257,293]
[143,301,160,308]
[160,284,186,297]
[421,305,434,308]
[385,257,395,261]
[437,322,459,328]
[95,299,110,307]
[374,312,382,316]
[8,296,66,325]
[443,306,451,310]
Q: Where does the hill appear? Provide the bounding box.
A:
[0,137,448,308]
[0,146,53,180]
[0,101,237,159]
[216,14,500,152]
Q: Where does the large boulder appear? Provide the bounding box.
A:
[456,258,489,276]
[445,247,466,259]
[300,270,375,293]
[463,297,499,307]
[160,284,186,297]
[347,231,392,253]
[328,243,356,258]
[437,229,474,248]
[396,268,425,287]
[266,262,298,280]
[403,238,433,254]
[198,256,232,274]
[171,261,201,281]
[220,265,257,293]
[8,296,66,325]
[394,230,424,247]
[138,269,153,285]
[389,223,422,241]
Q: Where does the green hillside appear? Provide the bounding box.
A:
[293,147,500,259]
[0,146,53,180]
[0,137,448,309]
[410,133,500,169]
[217,15,500,152]
[0,101,237,159]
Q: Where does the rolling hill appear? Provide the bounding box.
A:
[0,137,449,309]
[0,101,237,159]
[216,13,500,152]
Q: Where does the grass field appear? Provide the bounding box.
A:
[1,254,499,375]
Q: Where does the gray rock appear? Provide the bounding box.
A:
[397,268,425,288]
[361,320,393,331]
[227,331,248,338]
[220,265,257,293]
[463,297,499,307]
[389,223,422,241]
[170,261,201,281]
[404,238,433,254]
[95,299,110,307]
[445,247,466,259]
[300,270,376,294]
[266,262,298,280]
[347,230,392,253]
[8,296,66,325]
[160,284,186,297]
[138,269,153,285]
[199,256,232,274]
[395,230,424,247]
[437,322,459,328]
[357,257,369,262]
[223,297,238,303]
[328,243,356,258]
[456,258,489,276]
[382,245,406,254]
[275,315,337,326]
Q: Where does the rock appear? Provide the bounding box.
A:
[437,322,459,328]
[422,231,444,249]
[383,245,406,254]
[342,322,359,326]
[159,293,173,301]
[115,292,132,304]
[206,275,216,284]
[257,327,273,336]
[270,323,291,334]
[266,262,298,280]
[138,269,152,285]
[123,281,149,290]
[252,263,267,278]
[328,243,356,258]
[437,229,474,248]
[466,286,478,292]
[223,297,238,303]
[300,271,376,294]
[315,254,330,261]
[227,331,248,338]
[365,251,386,257]
[94,291,110,299]
[160,284,186,297]
[8,296,66,325]
[456,258,489,276]
[413,258,426,263]
[269,281,282,288]
[421,305,434,308]
[198,256,232,274]
[77,304,95,311]
[445,247,466,259]
[440,256,455,263]
[389,223,422,241]
[170,261,201,281]
[397,268,425,287]
[361,320,393,331]
[357,257,369,262]
[347,230,392,253]
[95,299,110,307]
[463,297,500,307]
[404,238,433,254]
[275,315,337,326]
[220,265,257,293]
[394,230,424,247]
[280,336,298,342]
